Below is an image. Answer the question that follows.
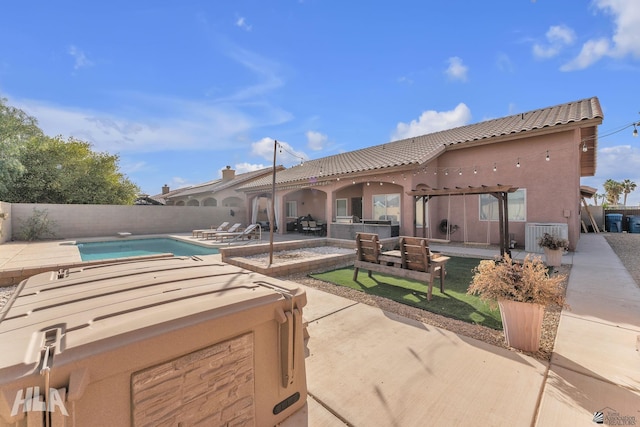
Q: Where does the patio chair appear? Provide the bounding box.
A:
[202,223,241,240]
[307,220,323,236]
[211,223,261,242]
[192,221,229,238]
[300,220,310,234]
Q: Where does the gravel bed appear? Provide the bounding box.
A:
[241,247,354,266]
[603,233,640,287]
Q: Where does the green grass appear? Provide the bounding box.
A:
[311,256,503,330]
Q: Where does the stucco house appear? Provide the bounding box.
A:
[239,97,603,251]
[154,166,283,213]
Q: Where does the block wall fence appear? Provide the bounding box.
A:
[0,202,246,243]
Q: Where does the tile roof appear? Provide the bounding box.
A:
[241,97,603,190]
[153,166,281,199]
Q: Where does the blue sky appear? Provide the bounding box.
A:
[1,1,639,204]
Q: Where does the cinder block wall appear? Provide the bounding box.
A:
[6,203,246,240]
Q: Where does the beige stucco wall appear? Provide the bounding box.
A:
[5,203,245,241]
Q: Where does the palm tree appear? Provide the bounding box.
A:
[603,179,623,206]
[621,179,637,206]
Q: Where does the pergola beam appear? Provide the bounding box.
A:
[407,184,518,257]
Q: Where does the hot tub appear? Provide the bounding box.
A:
[0,257,307,426]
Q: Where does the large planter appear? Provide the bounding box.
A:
[543,247,563,267]
[498,300,544,352]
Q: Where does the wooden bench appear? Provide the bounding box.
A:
[353,233,449,301]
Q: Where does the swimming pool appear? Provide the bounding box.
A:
[76,238,220,261]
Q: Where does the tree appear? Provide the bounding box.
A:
[6,136,140,204]
[1,98,140,204]
[603,179,624,206]
[0,98,44,197]
[621,179,637,206]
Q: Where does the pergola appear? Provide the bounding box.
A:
[407,184,519,257]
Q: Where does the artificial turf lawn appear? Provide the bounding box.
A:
[311,256,503,330]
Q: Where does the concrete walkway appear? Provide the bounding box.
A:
[283,234,640,426]
[1,234,638,425]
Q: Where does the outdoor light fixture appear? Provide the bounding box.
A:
[546,150,550,161]
[634,124,638,137]
[516,158,521,168]
[582,142,588,152]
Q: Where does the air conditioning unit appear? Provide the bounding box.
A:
[525,223,569,253]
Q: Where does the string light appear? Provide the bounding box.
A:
[276,140,592,188]
[582,142,588,152]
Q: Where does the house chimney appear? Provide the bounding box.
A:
[162,184,170,194]
[222,166,235,182]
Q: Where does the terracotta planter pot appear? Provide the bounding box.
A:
[498,300,544,352]
[543,247,563,267]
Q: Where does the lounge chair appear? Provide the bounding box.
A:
[202,223,241,240]
[210,223,261,242]
[192,221,230,238]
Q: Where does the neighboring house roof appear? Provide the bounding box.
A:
[152,166,284,201]
[240,97,603,191]
[134,195,165,205]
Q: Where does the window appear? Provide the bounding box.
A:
[479,189,526,222]
[285,201,297,218]
[336,198,348,217]
[373,193,400,223]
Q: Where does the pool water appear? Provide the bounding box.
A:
[76,238,219,261]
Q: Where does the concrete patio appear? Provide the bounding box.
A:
[0,233,638,426]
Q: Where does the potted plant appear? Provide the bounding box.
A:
[537,233,569,267]
[467,254,566,352]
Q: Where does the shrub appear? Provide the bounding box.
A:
[467,254,566,309]
[18,208,57,241]
[537,233,569,250]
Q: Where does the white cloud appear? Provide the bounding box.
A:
[67,45,94,70]
[561,38,611,71]
[306,130,327,151]
[391,103,472,141]
[560,0,640,70]
[235,16,252,31]
[12,96,261,153]
[444,57,468,82]
[251,137,308,166]
[397,76,414,85]
[532,25,576,59]
[230,162,266,174]
[496,53,515,73]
